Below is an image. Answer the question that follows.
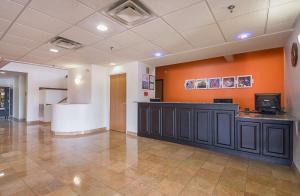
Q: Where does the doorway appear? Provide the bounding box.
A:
[155,79,163,101]
[110,74,126,132]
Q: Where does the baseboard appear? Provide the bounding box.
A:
[292,162,300,180]
[126,130,137,136]
[26,121,50,125]
[51,127,107,136]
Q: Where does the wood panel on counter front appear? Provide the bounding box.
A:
[137,102,293,165]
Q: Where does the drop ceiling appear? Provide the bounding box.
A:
[0,0,299,68]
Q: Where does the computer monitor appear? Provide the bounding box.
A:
[213,98,233,103]
[255,93,281,114]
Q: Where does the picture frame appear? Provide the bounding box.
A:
[207,78,221,89]
[237,75,253,88]
[142,74,149,89]
[184,80,195,90]
[195,79,207,89]
[149,75,155,83]
[149,83,154,90]
[222,76,236,88]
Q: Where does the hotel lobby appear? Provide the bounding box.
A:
[0,0,300,195]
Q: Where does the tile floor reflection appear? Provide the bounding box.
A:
[0,121,299,195]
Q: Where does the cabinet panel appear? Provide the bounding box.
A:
[214,110,235,149]
[194,110,212,145]
[263,123,290,159]
[138,103,149,136]
[176,107,193,142]
[237,121,260,154]
[149,104,162,137]
[162,105,176,139]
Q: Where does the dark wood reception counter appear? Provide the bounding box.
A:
[137,102,293,165]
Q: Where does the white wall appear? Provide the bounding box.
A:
[284,18,300,171]
[68,67,91,104]
[107,62,155,133]
[1,62,67,122]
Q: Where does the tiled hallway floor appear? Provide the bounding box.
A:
[0,121,299,196]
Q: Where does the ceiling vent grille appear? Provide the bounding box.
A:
[103,0,156,27]
[49,36,83,50]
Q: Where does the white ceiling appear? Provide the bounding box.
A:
[0,0,299,68]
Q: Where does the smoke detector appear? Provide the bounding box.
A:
[49,36,83,50]
[102,0,155,27]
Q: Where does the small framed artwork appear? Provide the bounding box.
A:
[237,75,253,88]
[208,78,221,89]
[195,79,207,89]
[184,80,195,90]
[222,76,236,88]
[149,83,154,90]
[142,74,149,89]
[149,75,155,83]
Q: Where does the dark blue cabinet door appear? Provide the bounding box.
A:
[237,121,260,154]
[194,110,212,145]
[138,103,149,136]
[214,110,235,149]
[176,107,193,142]
[263,123,290,159]
[150,104,162,137]
[162,105,176,140]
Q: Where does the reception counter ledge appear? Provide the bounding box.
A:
[51,104,105,136]
[137,102,294,165]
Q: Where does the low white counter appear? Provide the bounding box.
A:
[51,104,102,135]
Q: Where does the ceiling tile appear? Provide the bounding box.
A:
[10,0,30,6]
[48,54,90,67]
[207,0,269,21]
[0,0,23,21]
[60,26,103,45]
[74,46,110,63]
[151,34,193,53]
[270,0,300,6]
[17,8,71,34]
[1,34,41,49]
[140,0,202,16]
[181,24,225,48]
[20,54,48,65]
[267,1,300,33]
[219,9,267,41]
[93,39,122,52]
[0,41,30,58]
[29,0,94,24]
[163,2,215,33]
[77,0,118,11]
[109,30,145,48]
[7,23,54,42]
[0,18,10,32]
[78,12,126,37]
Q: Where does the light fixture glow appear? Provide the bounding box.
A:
[0,71,5,74]
[237,32,252,40]
[49,48,59,53]
[73,176,81,186]
[0,171,5,177]
[97,24,108,31]
[154,52,163,57]
[74,75,82,85]
[298,34,300,44]
[110,62,116,66]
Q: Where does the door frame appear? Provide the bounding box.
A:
[155,79,164,101]
[109,73,127,132]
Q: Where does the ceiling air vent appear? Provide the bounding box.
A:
[103,0,156,27]
[49,36,83,50]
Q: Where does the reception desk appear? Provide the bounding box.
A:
[137,102,294,165]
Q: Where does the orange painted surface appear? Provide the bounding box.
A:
[156,48,285,110]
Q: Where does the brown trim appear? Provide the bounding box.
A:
[51,128,107,137]
[26,121,51,125]
[39,87,67,91]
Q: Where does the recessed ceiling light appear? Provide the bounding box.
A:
[49,48,59,53]
[97,24,108,31]
[237,32,252,40]
[0,71,5,74]
[298,34,300,44]
[0,171,5,177]
[110,62,116,66]
[154,52,163,57]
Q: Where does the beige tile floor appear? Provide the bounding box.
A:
[0,121,299,196]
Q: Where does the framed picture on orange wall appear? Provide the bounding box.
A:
[237,75,253,88]
[222,76,236,88]
[208,78,221,89]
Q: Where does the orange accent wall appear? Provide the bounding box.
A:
[156,48,284,110]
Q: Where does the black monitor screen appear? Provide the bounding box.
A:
[255,93,281,113]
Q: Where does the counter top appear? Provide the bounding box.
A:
[237,112,295,121]
[136,101,239,105]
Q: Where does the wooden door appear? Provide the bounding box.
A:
[110,74,126,132]
[155,79,163,101]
